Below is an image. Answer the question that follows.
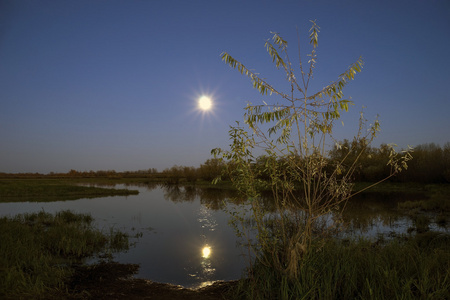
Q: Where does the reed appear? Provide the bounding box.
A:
[232,233,450,300]
[0,210,130,298]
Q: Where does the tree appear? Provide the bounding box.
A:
[212,21,412,283]
[161,165,184,184]
[182,166,198,183]
[198,158,226,181]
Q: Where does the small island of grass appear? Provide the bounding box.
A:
[0,179,139,202]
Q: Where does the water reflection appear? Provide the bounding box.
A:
[202,246,211,258]
[80,183,241,287]
[156,185,440,238]
[187,202,219,287]
[160,184,239,210]
[0,184,247,288]
[1,183,445,288]
[340,192,420,236]
[162,185,197,203]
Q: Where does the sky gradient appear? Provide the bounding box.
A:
[1,0,449,173]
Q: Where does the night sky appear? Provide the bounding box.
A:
[1,0,449,173]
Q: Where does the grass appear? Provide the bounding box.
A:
[398,185,450,213]
[394,184,450,232]
[2,178,449,298]
[0,210,130,299]
[232,233,450,300]
[228,183,450,299]
[0,179,139,202]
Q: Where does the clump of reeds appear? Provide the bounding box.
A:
[232,233,450,300]
[0,210,130,298]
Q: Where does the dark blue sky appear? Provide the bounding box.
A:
[1,0,449,173]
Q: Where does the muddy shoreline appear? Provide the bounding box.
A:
[66,261,238,300]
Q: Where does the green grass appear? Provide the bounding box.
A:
[0,210,130,299]
[232,233,450,300]
[0,179,139,202]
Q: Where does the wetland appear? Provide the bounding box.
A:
[1,179,449,299]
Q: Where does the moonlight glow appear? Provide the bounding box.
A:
[202,246,211,258]
[198,96,212,111]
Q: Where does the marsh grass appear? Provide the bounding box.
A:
[0,210,130,299]
[232,233,450,300]
[396,184,449,211]
[396,184,449,232]
[0,179,139,202]
[399,197,450,213]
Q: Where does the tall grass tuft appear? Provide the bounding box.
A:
[0,210,130,299]
[233,234,450,300]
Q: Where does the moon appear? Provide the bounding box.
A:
[198,96,212,111]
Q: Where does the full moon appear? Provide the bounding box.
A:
[198,96,212,111]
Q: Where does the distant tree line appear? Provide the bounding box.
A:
[216,141,449,185]
[160,159,227,184]
[1,142,448,184]
[397,143,450,183]
[0,168,159,179]
[328,141,450,183]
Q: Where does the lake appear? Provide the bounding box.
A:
[0,183,442,288]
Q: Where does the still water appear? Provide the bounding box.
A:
[0,184,246,288]
[0,184,440,288]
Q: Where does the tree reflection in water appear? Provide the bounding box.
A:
[158,184,430,238]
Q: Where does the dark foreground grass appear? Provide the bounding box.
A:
[0,179,139,202]
[232,233,450,300]
[0,210,130,299]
